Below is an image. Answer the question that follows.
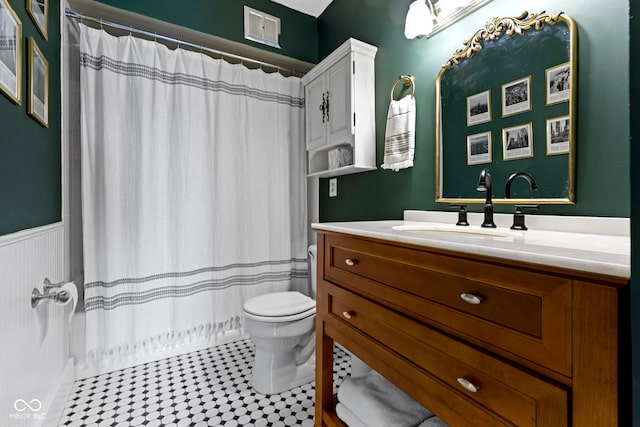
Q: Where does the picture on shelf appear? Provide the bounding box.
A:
[466,90,491,126]
[546,62,570,105]
[467,131,492,165]
[0,0,21,104]
[547,115,570,155]
[502,123,533,160]
[502,76,531,117]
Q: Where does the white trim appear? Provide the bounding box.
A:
[0,222,63,247]
[39,358,75,427]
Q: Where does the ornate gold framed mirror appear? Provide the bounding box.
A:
[435,11,577,204]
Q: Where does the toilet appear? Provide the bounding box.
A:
[241,245,318,395]
[243,245,371,394]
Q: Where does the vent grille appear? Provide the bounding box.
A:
[244,6,281,49]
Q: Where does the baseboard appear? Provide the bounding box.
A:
[75,330,248,380]
[40,358,75,427]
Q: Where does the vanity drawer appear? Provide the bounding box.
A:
[323,233,572,376]
[325,282,568,427]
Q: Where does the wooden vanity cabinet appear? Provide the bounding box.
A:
[314,231,629,427]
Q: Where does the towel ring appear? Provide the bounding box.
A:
[390,75,415,101]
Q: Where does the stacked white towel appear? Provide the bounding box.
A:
[336,403,449,427]
[416,416,449,427]
[336,370,440,427]
[381,94,416,171]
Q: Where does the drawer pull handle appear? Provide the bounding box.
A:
[457,377,480,393]
[460,293,483,305]
[342,311,354,320]
[345,259,356,266]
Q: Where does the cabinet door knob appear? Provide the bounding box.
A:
[460,293,483,305]
[342,311,354,320]
[457,377,480,393]
[345,259,356,266]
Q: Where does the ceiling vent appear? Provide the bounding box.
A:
[244,6,281,49]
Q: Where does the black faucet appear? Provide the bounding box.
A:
[476,169,496,228]
[505,172,539,230]
[505,172,538,199]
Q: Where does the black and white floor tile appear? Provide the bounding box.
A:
[59,339,351,427]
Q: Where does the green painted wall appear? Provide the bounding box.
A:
[317,0,630,221]
[0,0,315,237]
[94,0,319,63]
[318,0,635,422]
[630,0,639,424]
[0,0,61,235]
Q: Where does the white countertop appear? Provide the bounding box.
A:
[312,211,630,279]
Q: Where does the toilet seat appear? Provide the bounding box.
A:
[243,291,316,322]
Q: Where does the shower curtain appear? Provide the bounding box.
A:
[79,25,307,364]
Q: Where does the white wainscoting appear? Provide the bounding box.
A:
[0,223,75,427]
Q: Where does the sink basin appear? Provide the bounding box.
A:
[392,224,513,238]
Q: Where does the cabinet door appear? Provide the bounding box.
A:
[305,75,326,150]
[326,55,353,145]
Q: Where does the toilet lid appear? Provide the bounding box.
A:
[243,291,315,318]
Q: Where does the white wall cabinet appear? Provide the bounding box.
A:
[302,38,377,177]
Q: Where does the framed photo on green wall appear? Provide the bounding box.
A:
[502,76,531,117]
[502,123,533,161]
[467,131,492,165]
[28,37,48,127]
[27,0,47,40]
[547,116,570,155]
[546,62,570,105]
[466,90,491,126]
[0,0,22,104]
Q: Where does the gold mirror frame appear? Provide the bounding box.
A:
[435,11,577,205]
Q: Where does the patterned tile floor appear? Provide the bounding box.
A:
[59,339,351,427]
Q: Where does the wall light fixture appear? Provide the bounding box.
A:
[404,0,494,39]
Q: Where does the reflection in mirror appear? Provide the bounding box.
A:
[435,11,577,205]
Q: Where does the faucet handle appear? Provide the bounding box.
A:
[511,205,539,230]
[449,204,469,226]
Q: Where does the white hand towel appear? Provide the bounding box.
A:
[417,416,450,427]
[336,402,368,427]
[337,370,433,427]
[381,94,416,171]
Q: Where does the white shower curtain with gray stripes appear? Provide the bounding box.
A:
[79,25,307,366]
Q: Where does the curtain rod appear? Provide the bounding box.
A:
[64,9,304,77]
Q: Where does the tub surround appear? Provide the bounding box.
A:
[313,211,629,426]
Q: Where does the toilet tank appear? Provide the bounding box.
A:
[308,245,317,298]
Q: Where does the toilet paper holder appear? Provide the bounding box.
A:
[31,278,71,308]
